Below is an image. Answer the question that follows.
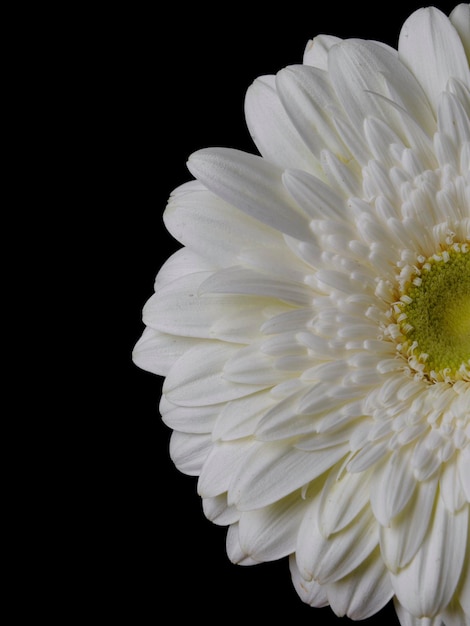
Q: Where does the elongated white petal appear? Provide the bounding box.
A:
[289,555,329,607]
[164,183,282,266]
[450,4,470,61]
[391,497,468,617]
[394,599,443,626]
[163,342,267,407]
[161,397,218,434]
[398,7,470,110]
[200,266,313,305]
[369,449,417,526]
[169,431,213,475]
[380,477,438,574]
[198,439,257,498]
[297,504,379,585]
[276,65,349,162]
[329,39,435,140]
[303,34,342,69]
[439,458,466,513]
[326,547,394,620]
[238,493,309,561]
[187,148,311,240]
[282,168,346,221]
[318,465,372,537]
[229,441,348,510]
[202,494,240,526]
[226,523,260,565]
[212,392,274,441]
[245,75,321,173]
[132,327,200,376]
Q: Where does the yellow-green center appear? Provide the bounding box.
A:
[397,246,470,382]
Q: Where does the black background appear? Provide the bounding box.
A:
[123,2,459,623]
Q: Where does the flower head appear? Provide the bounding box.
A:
[134,5,470,625]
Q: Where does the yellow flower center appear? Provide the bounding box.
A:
[395,244,470,383]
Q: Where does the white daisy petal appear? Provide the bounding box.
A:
[163,342,268,407]
[164,183,282,266]
[229,441,348,511]
[276,65,349,163]
[328,39,435,140]
[289,554,329,607]
[391,497,468,617]
[132,327,200,376]
[202,494,240,526]
[398,6,470,110]
[187,147,311,240]
[450,3,470,61]
[326,547,394,620]
[245,75,320,173]
[238,492,309,561]
[135,6,470,624]
[379,477,438,573]
[394,599,443,626]
[303,34,342,70]
[169,431,213,476]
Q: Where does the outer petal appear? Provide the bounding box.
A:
[394,600,442,626]
[187,148,313,240]
[328,39,436,139]
[398,6,470,110]
[303,34,342,69]
[326,547,394,620]
[237,492,310,561]
[289,554,329,607]
[164,182,283,266]
[132,327,200,376]
[391,497,468,618]
[244,75,321,173]
[450,3,470,62]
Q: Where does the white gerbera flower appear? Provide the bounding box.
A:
[133,5,470,625]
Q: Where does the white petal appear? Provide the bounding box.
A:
[391,497,469,617]
[303,34,342,70]
[318,464,372,537]
[164,183,282,266]
[276,65,349,162]
[169,430,213,476]
[238,493,309,561]
[224,343,287,386]
[187,148,311,240]
[458,446,470,502]
[132,327,200,376]
[226,523,260,565]
[297,504,379,585]
[369,449,417,526]
[439,458,466,513]
[329,39,435,140]
[326,547,394,620]
[161,397,218,434]
[244,75,320,172]
[398,7,470,111]
[380,477,438,573]
[289,554,329,607]
[228,440,348,510]
[212,392,274,441]
[282,168,346,221]
[145,271,263,342]
[450,3,470,63]
[198,439,257,498]
[163,342,268,407]
[394,599,443,626]
[200,266,313,306]
[153,248,214,293]
[438,90,470,149]
[202,494,240,525]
